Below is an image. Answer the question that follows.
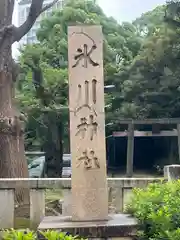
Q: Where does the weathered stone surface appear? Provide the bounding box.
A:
[30,189,45,228]
[0,178,37,189]
[68,25,108,221]
[62,189,71,216]
[164,165,180,180]
[0,178,162,189]
[123,189,133,211]
[0,189,14,228]
[38,214,137,238]
[0,178,163,229]
[37,178,71,189]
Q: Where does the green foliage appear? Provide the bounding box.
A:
[3,230,35,240]
[18,0,141,149]
[36,0,140,76]
[126,180,180,240]
[111,3,180,121]
[17,0,180,153]
[134,5,166,37]
[165,0,180,28]
[16,63,68,150]
[2,230,86,240]
[40,230,86,240]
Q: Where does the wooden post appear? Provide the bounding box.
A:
[126,123,134,177]
[0,189,14,228]
[30,189,45,228]
[177,124,180,162]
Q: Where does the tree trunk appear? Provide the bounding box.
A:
[0,0,29,204]
[44,111,63,177]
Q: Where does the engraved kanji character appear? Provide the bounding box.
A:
[75,115,98,141]
[89,150,100,168]
[89,115,98,141]
[72,44,99,68]
[74,80,97,116]
[75,117,88,139]
[76,150,100,170]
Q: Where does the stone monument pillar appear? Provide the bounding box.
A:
[68,25,108,221]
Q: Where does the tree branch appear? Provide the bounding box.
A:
[13,0,58,43]
[40,0,59,14]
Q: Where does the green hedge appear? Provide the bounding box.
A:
[2,230,86,240]
[126,180,180,240]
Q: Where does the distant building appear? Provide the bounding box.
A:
[18,0,65,46]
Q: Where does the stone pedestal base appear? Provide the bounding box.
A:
[38,214,137,239]
[164,165,180,180]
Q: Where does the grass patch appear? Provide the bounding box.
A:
[14,217,30,229]
[45,189,63,202]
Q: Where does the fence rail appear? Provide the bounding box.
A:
[0,177,163,229]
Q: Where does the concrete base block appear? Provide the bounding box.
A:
[38,214,137,239]
[164,165,180,180]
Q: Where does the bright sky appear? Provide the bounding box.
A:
[13,0,166,24]
[12,0,166,57]
[97,0,166,22]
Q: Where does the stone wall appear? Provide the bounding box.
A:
[0,178,162,229]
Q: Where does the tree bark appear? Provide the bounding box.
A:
[43,112,63,178]
[0,72,28,179]
[0,0,58,204]
[0,0,29,204]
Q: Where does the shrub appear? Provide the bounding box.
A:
[40,230,86,240]
[126,180,180,240]
[2,230,35,240]
[2,229,86,240]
